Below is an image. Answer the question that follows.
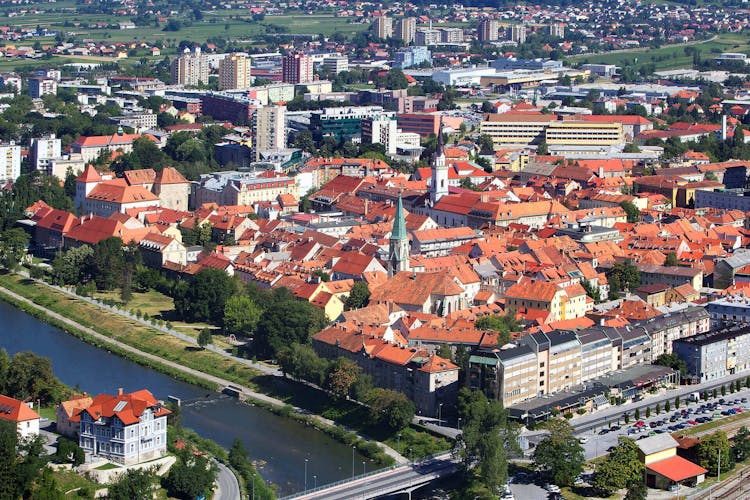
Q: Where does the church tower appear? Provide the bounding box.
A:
[430,120,448,205]
[388,194,410,276]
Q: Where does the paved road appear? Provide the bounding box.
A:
[214,460,241,500]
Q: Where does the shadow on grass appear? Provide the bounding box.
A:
[184,346,204,352]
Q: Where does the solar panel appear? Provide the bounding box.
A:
[113,401,128,412]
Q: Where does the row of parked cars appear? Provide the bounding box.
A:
[625,397,749,438]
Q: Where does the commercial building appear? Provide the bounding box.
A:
[393,46,432,69]
[478,19,500,42]
[0,141,21,183]
[322,55,349,75]
[396,112,441,137]
[373,15,393,39]
[395,17,417,44]
[29,135,61,174]
[282,53,313,84]
[310,105,386,141]
[490,57,563,72]
[252,105,287,160]
[170,49,209,86]
[480,113,550,147]
[674,324,750,383]
[200,92,254,124]
[695,189,750,212]
[219,53,251,90]
[545,120,624,146]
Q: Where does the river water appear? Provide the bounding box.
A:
[0,300,369,495]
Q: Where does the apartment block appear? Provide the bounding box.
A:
[478,19,499,42]
[252,105,287,160]
[0,141,21,183]
[282,53,313,84]
[219,53,251,90]
[322,55,349,75]
[170,50,209,86]
[674,324,750,383]
[395,17,417,44]
[373,15,393,39]
[29,135,62,174]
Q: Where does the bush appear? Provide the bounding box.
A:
[576,408,586,415]
[564,412,573,419]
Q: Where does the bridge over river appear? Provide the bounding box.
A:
[280,452,458,500]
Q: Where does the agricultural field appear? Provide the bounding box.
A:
[567,32,750,72]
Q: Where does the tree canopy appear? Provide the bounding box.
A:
[592,437,644,496]
[533,419,585,487]
[173,268,239,324]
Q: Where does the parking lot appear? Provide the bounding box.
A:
[576,393,750,460]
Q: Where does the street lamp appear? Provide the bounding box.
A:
[352,446,355,478]
[362,461,366,476]
[313,475,317,489]
[457,417,462,431]
[304,458,308,491]
[397,433,401,453]
[438,403,443,427]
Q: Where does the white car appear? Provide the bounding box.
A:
[578,436,589,444]
[545,484,562,493]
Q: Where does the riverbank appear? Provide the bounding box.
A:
[0,273,427,467]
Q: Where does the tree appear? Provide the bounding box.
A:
[0,228,29,271]
[533,419,584,487]
[173,269,239,324]
[696,431,733,476]
[51,245,93,285]
[665,252,679,267]
[580,279,601,303]
[675,396,680,409]
[478,134,495,154]
[620,200,641,223]
[592,437,645,496]
[367,388,415,431]
[87,237,125,290]
[623,143,641,154]
[277,344,329,385]
[254,290,328,358]
[721,385,727,396]
[608,259,641,297]
[197,328,212,349]
[733,426,750,462]
[325,357,361,399]
[475,310,520,346]
[654,353,688,378]
[456,388,514,492]
[656,403,661,415]
[223,295,262,337]
[624,480,648,500]
[665,400,671,412]
[4,351,68,404]
[344,281,370,310]
[108,468,156,499]
[536,141,549,155]
[55,437,85,466]
[163,454,216,500]
[634,408,640,420]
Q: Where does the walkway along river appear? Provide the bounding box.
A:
[0,299,369,495]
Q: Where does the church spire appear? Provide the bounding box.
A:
[430,117,448,205]
[388,193,410,276]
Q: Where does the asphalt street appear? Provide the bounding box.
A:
[214,460,241,500]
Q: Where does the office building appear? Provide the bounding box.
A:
[28,77,56,98]
[478,19,499,43]
[510,24,527,44]
[219,53,251,90]
[545,120,624,146]
[373,15,393,39]
[252,105,287,161]
[393,46,432,69]
[200,93,254,125]
[395,17,416,44]
[170,49,209,86]
[310,106,385,141]
[282,53,313,84]
[322,56,349,75]
[29,135,62,174]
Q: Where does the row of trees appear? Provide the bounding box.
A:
[278,344,415,431]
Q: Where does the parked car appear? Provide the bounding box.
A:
[578,437,589,444]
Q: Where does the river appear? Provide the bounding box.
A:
[0,300,370,495]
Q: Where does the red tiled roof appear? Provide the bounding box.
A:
[0,394,39,423]
[646,456,707,482]
[81,389,169,426]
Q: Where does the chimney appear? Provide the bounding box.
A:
[117,388,123,396]
[364,199,369,216]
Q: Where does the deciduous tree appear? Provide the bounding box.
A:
[533,419,584,487]
[223,295,261,336]
[697,431,733,476]
[325,357,361,399]
[367,388,414,431]
[592,437,644,496]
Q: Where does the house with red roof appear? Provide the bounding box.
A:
[0,394,40,439]
[75,388,170,465]
[638,434,706,490]
[71,132,155,163]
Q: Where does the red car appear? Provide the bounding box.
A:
[687,420,697,425]
[634,420,645,427]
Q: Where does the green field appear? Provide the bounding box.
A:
[568,32,750,72]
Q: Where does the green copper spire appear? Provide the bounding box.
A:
[391,194,407,241]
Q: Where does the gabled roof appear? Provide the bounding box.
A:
[647,455,707,482]
[0,394,40,423]
[80,389,169,426]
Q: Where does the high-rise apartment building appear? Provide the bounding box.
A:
[170,49,209,86]
[252,105,287,160]
[29,134,62,174]
[373,15,393,39]
[219,53,251,90]
[395,17,416,44]
[28,77,56,98]
[510,24,527,44]
[549,23,565,38]
[415,28,441,46]
[0,141,21,183]
[282,53,313,84]
[478,19,499,42]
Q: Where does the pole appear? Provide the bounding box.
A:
[438,403,443,427]
[304,458,308,492]
[718,447,721,482]
[352,446,355,478]
[398,433,401,453]
[252,475,254,500]
[313,475,317,489]
[362,461,366,476]
[458,417,461,430]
